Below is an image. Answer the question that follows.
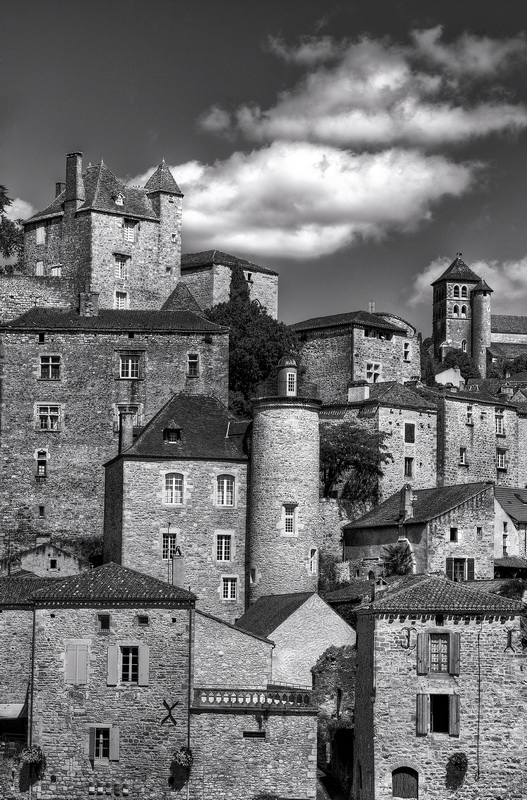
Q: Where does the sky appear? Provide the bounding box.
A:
[2,0,527,336]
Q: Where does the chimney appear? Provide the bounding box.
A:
[171,548,185,587]
[55,181,66,197]
[119,407,136,453]
[369,299,376,314]
[399,483,414,520]
[79,289,99,317]
[65,152,85,208]
[347,381,370,403]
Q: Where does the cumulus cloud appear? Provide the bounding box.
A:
[3,198,35,221]
[133,143,477,259]
[200,28,527,147]
[409,255,527,316]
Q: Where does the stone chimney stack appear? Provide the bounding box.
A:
[65,152,85,209]
[55,181,66,197]
[399,483,414,520]
[79,289,99,317]
[119,408,136,453]
[171,548,185,587]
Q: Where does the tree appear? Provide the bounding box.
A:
[0,185,24,263]
[420,337,436,386]
[320,419,392,508]
[441,349,480,380]
[506,354,527,376]
[206,265,299,415]
[382,541,414,576]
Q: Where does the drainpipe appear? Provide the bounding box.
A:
[187,604,193,800]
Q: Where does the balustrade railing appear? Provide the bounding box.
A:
[193,687,314,710]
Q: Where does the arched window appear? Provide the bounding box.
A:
[461,305,467,318]
[461,339,467,353]
[453,305,459,317]
[368,570,375,581]
[164,473,183,505]
[453,285,460,298]
[461,285,468,298]
[392,767,418,798]
[217,474,235,506]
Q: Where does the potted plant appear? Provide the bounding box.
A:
[169,746,193,791]
[19,745,43,765]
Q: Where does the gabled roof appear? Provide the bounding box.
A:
[365,381,438,411]
[1,307,226,334]
[161,283,204,314]
[181,250,277,276]
[344,482,492,531]
[235,593,314,637]
[361,575,523,614]
[488,342,527,360]
[494,487,527,523]
[290,310,404,334]
[29,562,195,605]
[144,161,183,195]
[115,393,249,462]
[494,556,527,570]
[492,314,527,335]
[0,576,61,605]
[431,256,481,286]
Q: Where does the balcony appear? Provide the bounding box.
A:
[193,686,316,714]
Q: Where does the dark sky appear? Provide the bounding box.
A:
[2,0,527,335]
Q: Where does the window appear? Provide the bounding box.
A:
[37,404,61,431]
[495,409,505,435]
[216,534,231,562]
[404,423,415,443]
[65,643,89,685]
[137,615,149,626]
[366,362,381,383]
[107,644,149,686]
[171,232,177,242]
[164,473,184,505]
[461,339,467,353]
[222,577,237,600]
[453,304,459,317]
[217,474,235,507]
[115,193,124,206]
[403,342,411,362]
[114,255,129,279]
[162,532,178,560]
[121,646,138,682]
[36,261,44,276]
[88,726,119,762]
[286,371,297,396]
[36,450,47,477]
[163,427,181,443]
[243,731,265,739]
[187,353,199,377]
[417,631,460,675]
[404,457,414,478]
[449,527,458,542]
[461,285,468,298]
[36,224,47,245]
[429,634,449,672]
[38,332,46,343]
[503,533,508,557]
[49,558,58,570]
[309,548,318,574]
[50,266,61,278]
[476,526,483,538]
[284,504,297,535]
[453,285,460,298]
[40,355,61,380]
[466,406,473,425]
[114,290,128,309]
[460,305,467,318]
[446,557,474,582]
[496,448,507,470]
[38,505,45,517]
[123,219,137,243]
[459,447,467,465]
[416,694,460,736]
[97,614,110,632]
[119,353,140,379]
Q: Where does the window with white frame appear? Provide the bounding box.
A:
[119,353,140,379]
[404,457,414,478]
[114,255,129,279]
[107,644,149,686]
[283,504,297,535]
[50,265,62,277]
[90,727,110,760]
[164,473,184,505]
[496,448,507,470]
[461,339,467,353]
[222,576,237,600]
[36,449,48,476]
[162,532,178,560]
[459,447,467,465]
[123,219,137,243]
[187,353,199,377]
[36,261,44,276]
[37,404,61,431]
[120,646,139,682]
[216,534,231,562]
[286,371,297,396]
[309,548,318,574]
[366,362,381,383]
[446,557,474,582]
[36,223,47,245]
[216,474,235,506]
[40,355,61,380]
[495,409,505,435]
[115,193,124,206]
[114,290,128,310]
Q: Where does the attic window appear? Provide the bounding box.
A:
[115,193,124,206]
[164,428,181,443]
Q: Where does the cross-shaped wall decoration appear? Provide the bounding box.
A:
[160,699,179,726]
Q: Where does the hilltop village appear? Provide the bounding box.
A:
[0,152,526,800]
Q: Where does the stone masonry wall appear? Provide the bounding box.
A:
[0,608,33,703]
[352,613,375,800]
[351,328,418,384]
[376,405,437,498]
[180,263,279,317]
[297,331,353,405]
[105,458,247,622]
[0,275,73,324]
[194,611,272,689]
[189,712,317,800]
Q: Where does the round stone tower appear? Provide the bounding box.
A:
[471,279,493,378]
[249,357,322,602]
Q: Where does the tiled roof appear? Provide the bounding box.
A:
[119,394,250,461]
[492,314,527,335]
[365,381,438,411]
[343,482,492,532]
[473,279,493,293]
[144,161,183,195]
[363,575,523,614]
[1,307,226,334]
[323,574,424,604]
[494,556,527,569]
[488,342,527,359]
[235,593,314,637]
[431,256,481,286]
[181,250,278,276]
[0,576,64,605]
[29,563,195,605]
[465,579,513,594]
[161,283,204,314]
[494,487,527,523]
[290,310,404,334]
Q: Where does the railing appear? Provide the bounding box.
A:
[253,381,319,400]
[193,687,314,710]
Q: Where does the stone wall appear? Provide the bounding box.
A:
[0,607,33,704]
[180,263,279,318]
[493,499,521,560]
[298,330,353,405]
[350,327,418,385]
[376,405,437,497]
[0,275,72,324]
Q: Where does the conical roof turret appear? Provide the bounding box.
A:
[144,160,183,195]
[431,254,481,285]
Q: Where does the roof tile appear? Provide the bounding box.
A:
[291,310,404,334]
[181,250,277,276]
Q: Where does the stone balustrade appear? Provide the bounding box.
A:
[193,687,315,713]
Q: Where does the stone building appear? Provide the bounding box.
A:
[353,575,525,800]
[0,542,89,577]
[104,393,249,622]
[291,310,418,405]
[343,482,496,581]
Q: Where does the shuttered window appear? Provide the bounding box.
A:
[65,643,89,685]
[417,632,460,676]
[107,644,149,686]
[416,694,460,736]
[416,694,428,735]
[446,558,474,582]
[88,726,119,761]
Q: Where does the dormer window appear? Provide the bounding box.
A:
[115,193,125,206]
[163,428,181,443]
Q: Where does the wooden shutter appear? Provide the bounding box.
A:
[138,645,149,686]
[88,727,96,760]
[65,644,77,684]
[416,633,429,674]
[449,633,460,676]
[449,694,460,736]
[467,559,475,581]
[109,726,120,761]
[416,694,429,736]
[446,558,454,580]
[107,645,119,686]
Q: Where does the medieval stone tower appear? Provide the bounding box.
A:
[249,357,322,601]
[471,278,493,377]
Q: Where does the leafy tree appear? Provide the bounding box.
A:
[382,541,414,576]
[0,185,24,264]
[440,349,480,380]
[420,337,436,386]
[506,354,527,376]
[320,419,392,509]
[206,265,299,415]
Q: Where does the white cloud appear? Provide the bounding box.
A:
[3,198,35,221]
[199,29,527,147]
[143,143,477,259]
[409,255,527,317]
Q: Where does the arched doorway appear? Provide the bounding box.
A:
[392,767,418,798]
